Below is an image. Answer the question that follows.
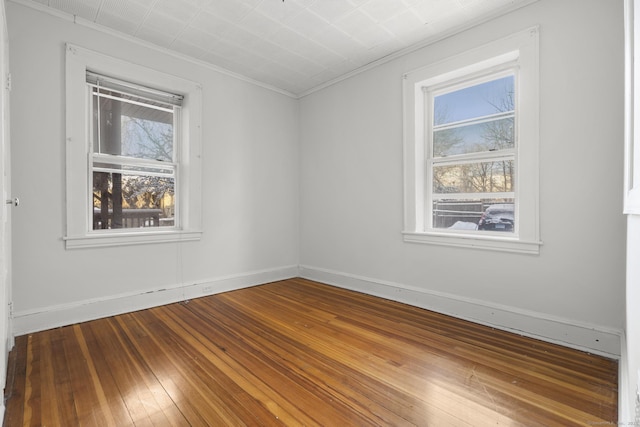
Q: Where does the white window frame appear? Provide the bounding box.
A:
[625,0,640,214]
[402,28,541,254]
[65,44,202,249]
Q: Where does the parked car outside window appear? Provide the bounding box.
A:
[477,204,514,232]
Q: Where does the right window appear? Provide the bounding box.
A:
[429,71,516,233]
[403,28,540,254]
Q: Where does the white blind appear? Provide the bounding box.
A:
[86,70,184,106]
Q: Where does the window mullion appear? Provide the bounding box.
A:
[432,192,515,200]
[433,111,515,132]
[92,166,175,179]
[431,151,515,168]
[92,153,177,169]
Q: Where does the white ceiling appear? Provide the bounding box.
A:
[18,0,536,97]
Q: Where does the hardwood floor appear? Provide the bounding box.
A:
[3,278,617,426]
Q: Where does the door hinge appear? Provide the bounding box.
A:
[5,73,11,92]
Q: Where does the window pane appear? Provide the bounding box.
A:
[92,171,175,230]
[434,75,514,126]
[428,73,517,235]
[92,88,174,162]
[433,160,514,194]
[432,198,514,232]
[433,116,514,157]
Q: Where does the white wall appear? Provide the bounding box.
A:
[7,3,299,332]
[299,0,626,355]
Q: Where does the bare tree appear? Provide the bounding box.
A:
[432,105,464,193]
[123,117,173,162]
[120,117,175,211]
[480,88,515,193]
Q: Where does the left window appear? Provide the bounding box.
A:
[65,45,202,249]
[89,72,179,231]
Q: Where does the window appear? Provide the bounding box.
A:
[403,28,540,254]
[429,71,515,232]
[89,72,180,231]
[65,45,202,249]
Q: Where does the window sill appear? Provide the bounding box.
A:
[64,230,202,249]
[402,231,541,255]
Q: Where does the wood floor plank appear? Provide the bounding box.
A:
[260,279,618,419]
[86,317,188,426]
[179,297,416,426]
[159,302,362,426]
[70,323,130,426]
[190,298,384,423]
[23,334,37,426]
[3,278,618,426]
[209,290,445,424]
[44,329,77,426]
[116,311,242,426]
[4,334,27,427]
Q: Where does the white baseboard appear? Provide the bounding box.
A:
[12,265,299,336]
[12,264,623,358]
[299,265,622,358]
